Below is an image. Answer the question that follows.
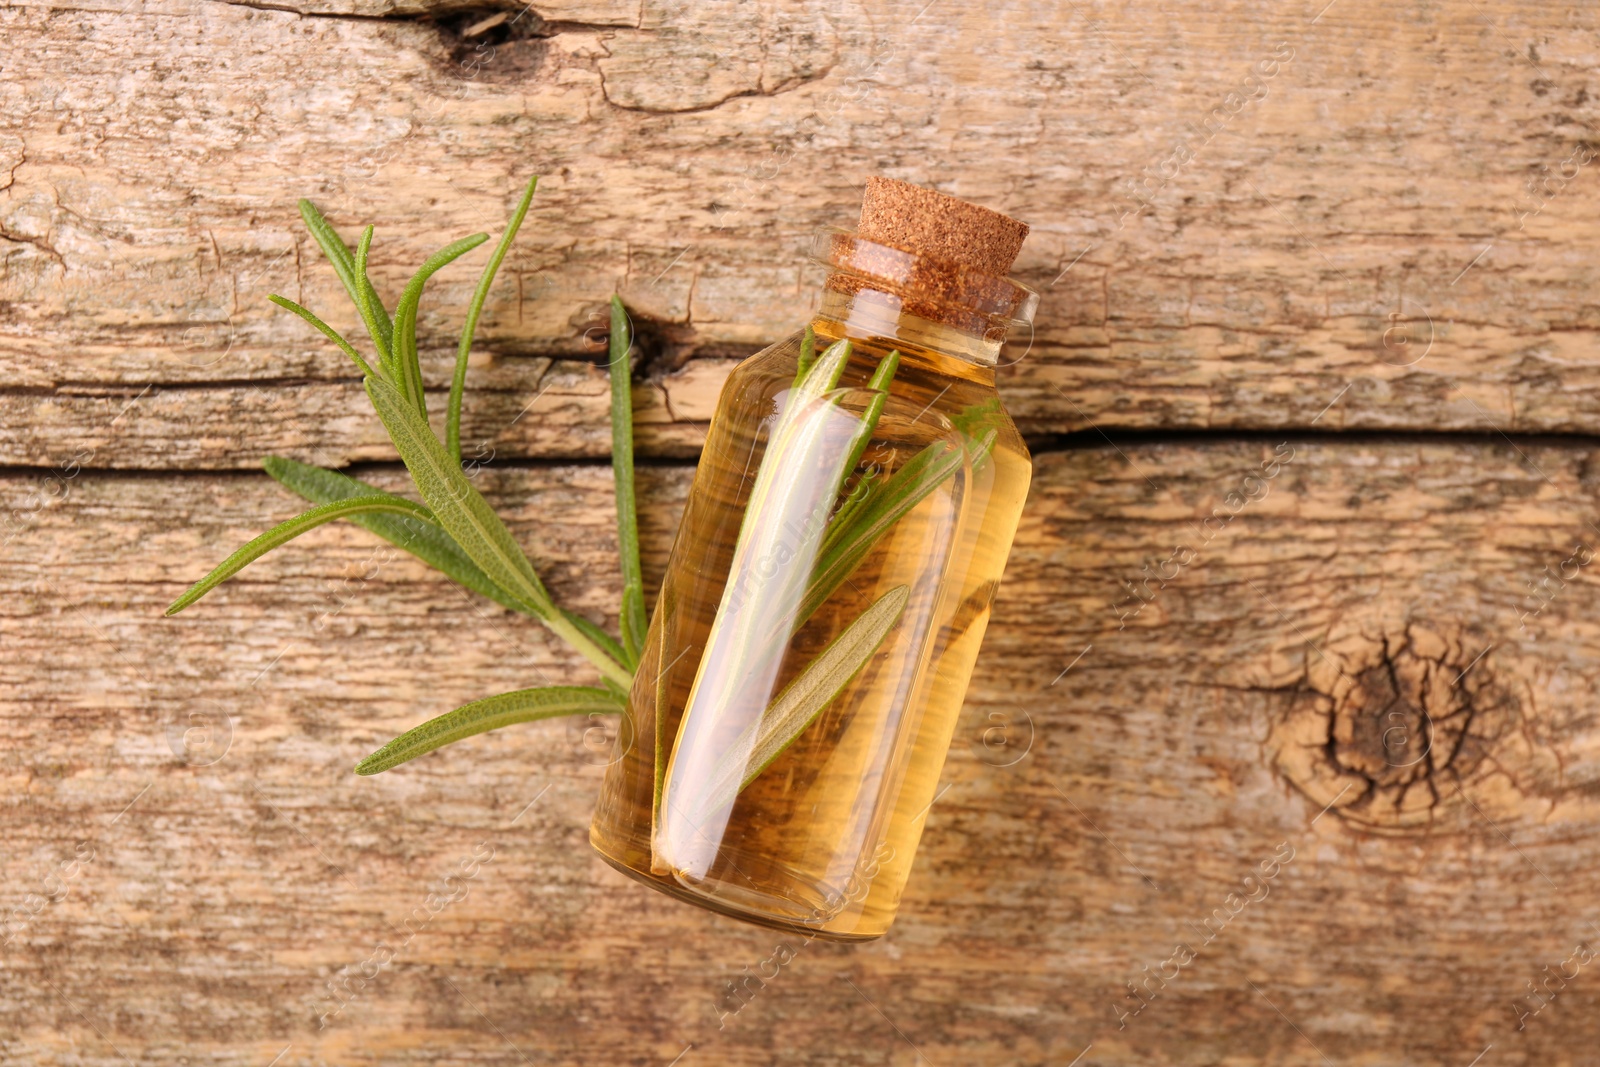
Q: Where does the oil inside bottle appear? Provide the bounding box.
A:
[590,294,1030,940]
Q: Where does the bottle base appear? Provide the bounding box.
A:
[591,842,884,943]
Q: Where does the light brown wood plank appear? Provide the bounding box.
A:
[5,440,1600,1064]
[0,356,723,470]
[4,0,1600,468]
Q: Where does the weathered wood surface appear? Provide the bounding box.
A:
[7,442,1600,1065]
[8,0,1600,1064]
[5,0,1600,469]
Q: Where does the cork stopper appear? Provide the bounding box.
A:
[816,178,1035,351]
[857,177,1029,276]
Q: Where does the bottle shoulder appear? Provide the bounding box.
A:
[718,325,1024,448]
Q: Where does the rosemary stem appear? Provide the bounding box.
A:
[542,611,635,690]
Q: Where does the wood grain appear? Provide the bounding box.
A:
[6,441,1600,1065]
[4,0,1600,469]
[7,0,1600,1063]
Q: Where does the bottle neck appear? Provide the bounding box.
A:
[811,286,1004,379]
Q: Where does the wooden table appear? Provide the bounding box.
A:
[4,0,1599,1062]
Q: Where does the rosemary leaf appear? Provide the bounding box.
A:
[365,374,633,690]
[651,579,675,834]
[262,456,629,669]
[739,583,907,789]
[797,336,851,397]
[832,349,899,515]
[392,232,490,419]
[689,584,909,819]
[297,200,363,324]
[799,439,968,625]
[353,225,395,375]
[792,325,817,387]
[165,495,436,616]
[826,460,880,537]
[299,200,394,357]
[449,176,539,464]
[608,296,647,668]
[354,685,623,774]
[265,457,519,605]
[268,295,378,380]
[950,399,1005,474]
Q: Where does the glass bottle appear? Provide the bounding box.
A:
[590,178,1036,941]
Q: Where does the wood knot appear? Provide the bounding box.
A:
[1266,623,1516,832]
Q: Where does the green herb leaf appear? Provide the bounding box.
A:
[739,583,907,789]
[268,295,378,380]
[165,495,437,616]
[798,437,970,625]
[298,200,394,358]
[608,296,647,668]
[795,336,851,397]
[826,457,881,536]
[392,232,490,419]
[792,325,817,387]
[823,349,899,543]
[651,579,676,834]
[950,398,1005,475]
[264,456,515,605]
[689,584,909,819]
[353,225,395,374]
[297,200,361,318]
[449,176,539,464]
[365,374,633,690]
[354,685,623,774]
[262,456,629,668]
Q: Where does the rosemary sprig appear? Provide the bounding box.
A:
[661,338,873,764]
[661,344,1006,829]
[164,178,989,789]
[168,178,632,745]
[661,339,942,832]
[364,372,632,690]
